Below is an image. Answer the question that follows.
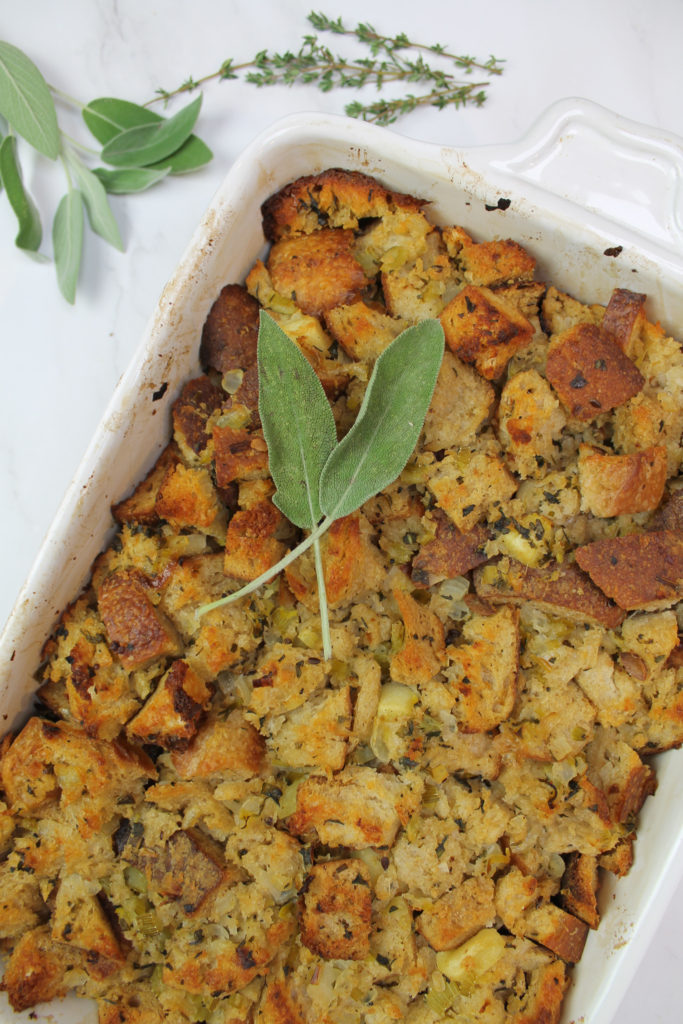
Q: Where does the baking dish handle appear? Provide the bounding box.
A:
[487,98,683,255]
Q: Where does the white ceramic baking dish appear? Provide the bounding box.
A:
[1,97,682,1024]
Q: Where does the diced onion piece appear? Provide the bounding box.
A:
[436,928,506,985]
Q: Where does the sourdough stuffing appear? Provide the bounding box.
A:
[1,168,682,1024]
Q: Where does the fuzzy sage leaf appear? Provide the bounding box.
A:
[257,312,337,529]
[65,150,124,251]
[52,188,84,304]
[0,134,42,251]
[0,41,59,159]
[100,94,203,168]
[320,320,444,519]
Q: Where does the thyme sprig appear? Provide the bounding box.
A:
[152,11,504,125]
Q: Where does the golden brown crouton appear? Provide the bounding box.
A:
[299,859,372,960]
[267,228,367,318]
[601,287,647,354]
[190,601,261,678]
[98,568,181,670]
[213,422,270,487]
[171,709,266,779]
[256,976,307,1024]
[0,925,75,1011]
[143,828,225,914]
[0,864,46,941]
[510,959,568,1024]
[520,902,589,963]
[497,369,567,478]
[112,442,182,526]
[155,463,226,535]
[52,874,124,968]
[200,282,260,375]
[126,659,213,750]
[586,728,657,824]
[560,853,600,929]
[575,530,683,610]
[172,375,225,463]
[427,446,518,531]
[287,766,423,848]
[267,686,352,771]
[411,511,490,587]
[452,233,537,288]
[541,284,604,336]
[440,284,535,380]
[98,985,166,1024]
[248,642,327,717]
[578,444,668,517]
[422,350,495,451]
[224,499,289,582]
[390,588,446,686]
[261,167,426,241]
[473,557,625,629]
[323,300,404,361]
[545,323,644,421]
[444,606,519,732]
[416,876,496,950]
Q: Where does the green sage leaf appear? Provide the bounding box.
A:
[319,319,444,519]
[0,134,42,250]
[65,151,123,250]
[0,41,59,159]
[53,189,84,304]
[84,96,212,173]
[92,165,170,194]
[257,312,337,529]
[100,94,202,168]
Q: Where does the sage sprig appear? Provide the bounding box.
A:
[199,314,445,660]
[0,41,212,303]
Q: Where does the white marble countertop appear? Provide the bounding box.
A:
[0,1,682,1021]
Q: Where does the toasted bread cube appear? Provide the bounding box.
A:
[381,231,457,321]
[575,530,683,610]
[423,350,495,451]
[155,463,226,536]
[256,977,307,1024]
[497,370,567,478]
[172,375,225,463]
[200,283,260,375]
[98,985,166,1024]
[261,167,426,241]
[171,709,265,779]
[599,838,634,877]
[324,300,405,361]
[267,686,352,771]
[142,828,225,915]
[417,876,496,951]
[578,443,667,517]
[0,865,45,941]
[445,606,519,732]
[440,285,535,380]
[189,601,261,678]
[586,728,656,824]
[474,558,625,629]
[390,588,446,686]
[52,874,124,966]
[224,499,288,582]
[427,446,517,532]
[98,568,181,670]
[248,642,327,717]
[267,228,367,318]
[456,235,536,288]
[112,442,181,526]
[545,323,644,421]
[541,284,604,336]
[126,659,213,750]
[299,859,372,960]
[521,902,589,963]
[601,287,647,354]
[287,765,423,848]
[560,853,600,929]
[511,959,568,1024]
[412,512,489,587]
[0,926,74,1011]
[213,422,270,487]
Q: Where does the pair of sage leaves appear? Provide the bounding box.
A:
[0,40,212,302]
[200,313,445,660]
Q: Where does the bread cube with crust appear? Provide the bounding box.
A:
[223,498,289,582]
[440,284,535,380]
[126,659,213,750]
[578,443,667,517]
[267,685,352,771]
[601,287,647,355]
[390,588,446,687]
[248,641,327,717]
[426,445,518,532]
[0,863,46,942]
[261,167,427,241]
[324,299,405,361]
[0,925,77,1011]
[545,323,644,421]
[520,901,589,963]
[97,567,182,671]
[172,375,225,464]
[267,227,368,318]
[171,709,265,780]
[299,859,373,960]
[444,606,519,732]
[200,282,260,376]
[497,369,567,479]
[416,876,496,951]
[287,765,423,848]
[52,874,124,968]
[575,530,683,610]
[444,227,536,288]
[112,442,182,526]
[412,511,490,587]
[560,853,600,929]
[509,959,568,1024]
[213,421,270,487]
[155,463,226,537]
